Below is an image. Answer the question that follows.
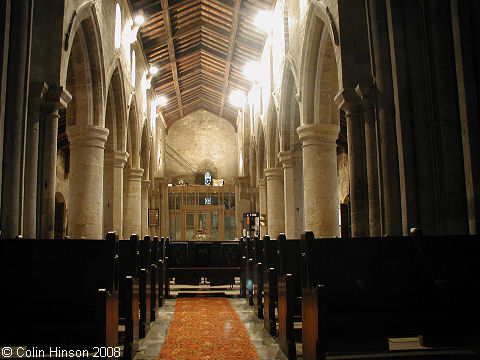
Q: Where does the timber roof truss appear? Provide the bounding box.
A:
[128,0,276,129]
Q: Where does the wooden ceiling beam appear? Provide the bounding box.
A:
[160,0,184,118]
[219,0,241,118]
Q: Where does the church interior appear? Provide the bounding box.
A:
[1,0,480,359]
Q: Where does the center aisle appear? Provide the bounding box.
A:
[158,297,260,360]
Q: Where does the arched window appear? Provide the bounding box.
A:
[115,4,121,49]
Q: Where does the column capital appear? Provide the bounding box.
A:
[257,178,266,188]
[334,88,363,113]
[278,151,302,169]
[66,124,109,148]
[233,176,249,186]
[28,82,49,111]
[124,167,144,180]
[264,167,284,180]
[355,83,374,110]
[42,86,72,114]
[297,123,339,146]
[142,179,151,189]
[105,150,129,168]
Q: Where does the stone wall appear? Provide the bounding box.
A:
[166,110,237,185]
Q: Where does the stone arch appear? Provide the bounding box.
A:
[103,63,127,237]
[240,104,252,177]
[279,60,301,152]
[265,98,280,168]
[255,119,266,181]
[140,123,151,180]
[105,59,127,152]
[299,3,341,127]
[126,95,140,169]
[64,2,105,127]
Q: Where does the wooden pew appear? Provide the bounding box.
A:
[157,237,165,307]
[240,237,247,297]
[150,236,159,321]
[301,232,480,360]
[164,237,170,298]
[166,240,241,287]
[245,237,255,305]
[138,235,152,338]
[277,234,302,360]
[263,235,278,335]
[0,233,119,356]
[253,236,264,318]
[119,234,140,359]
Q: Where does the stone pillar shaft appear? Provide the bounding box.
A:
[298,123,339,238]
[369,0,402,235]
[279,151,303,239]
[265,167,284,239]
[23,82,48,238]
[1,0,32,237]
[103,150,128,238]
[141,179,150,238]
[345,107,369,237]
[40,87,71,238]
[257,179,267,238]
[363,101,381,236]
[123,167,143,238]
[66,124,109,239]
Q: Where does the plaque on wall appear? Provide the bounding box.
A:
[148,209,159,226]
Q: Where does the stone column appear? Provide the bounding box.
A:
[335,90,369,237]
[155,177,168,238]
[264,167,285,239]
[369,0,402,235]
[279,151,303,238]
[40,87,71,238]
[297,123,339,238]
[141,179,150,238]
[234,176,250,238]
[23,82,48,238]
[356,85,381,236]
[66,124,109,239]
[257,178,267,237]
[103,150,128,238]
[123,167,143,238]
[0,0,33,238]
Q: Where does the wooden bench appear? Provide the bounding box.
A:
[240,237,247,297]
[119,234,140,359]
[263,234,278,335]
[155,236,166,307]
[277,234,302,359]
[301,232,480,360]
[138,235,152,338]
[253,236,264,318]
[245,237,255,305]
[166,240,241,296]
[0,233,119,356]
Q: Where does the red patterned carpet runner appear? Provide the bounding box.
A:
[158,297,259,360]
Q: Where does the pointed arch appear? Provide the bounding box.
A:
[126,95,140,169]
[299,3,342,126]
[265,97,280,168]
[140,123,151,180]
[64,2,105,127]
[255,119,266,180]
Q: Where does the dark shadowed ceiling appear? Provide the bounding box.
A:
[128,0,276,129]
